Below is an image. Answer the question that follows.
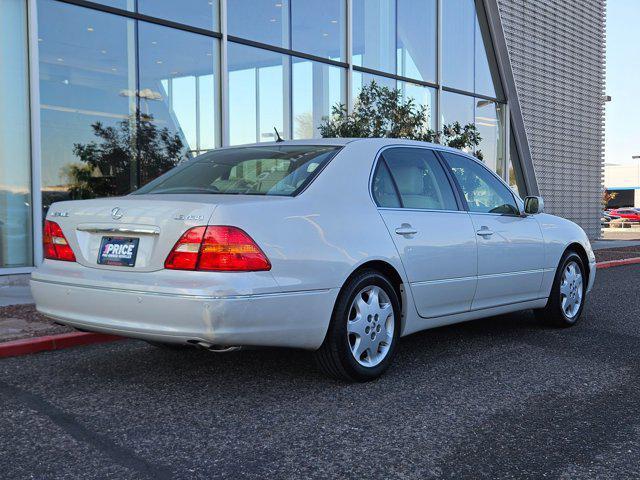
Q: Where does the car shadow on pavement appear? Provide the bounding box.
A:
[80,308,557,389]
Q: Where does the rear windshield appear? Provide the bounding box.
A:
[134,145,341,196]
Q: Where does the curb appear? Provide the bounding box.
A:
[0,332,120,359]
[596,257,640,269]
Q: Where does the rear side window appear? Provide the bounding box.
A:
[375,147,458,211]
[441,152,519,215]
[134,145,341,196]
[372,161,401,208]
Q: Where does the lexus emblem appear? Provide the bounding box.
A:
[111,207,123,220]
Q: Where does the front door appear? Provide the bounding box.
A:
[440,152,545,310]
[372,147,478,318]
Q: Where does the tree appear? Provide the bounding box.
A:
[68,115,187,200]
[319,81,483,158]
[602,189,617,209]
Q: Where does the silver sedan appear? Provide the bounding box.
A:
[31,139,596,381]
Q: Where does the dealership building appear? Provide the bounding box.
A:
[0,0,606,277]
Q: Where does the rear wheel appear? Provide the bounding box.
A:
[534,251,586,327]
[314,270,401,382]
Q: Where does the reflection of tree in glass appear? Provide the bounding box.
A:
[295,112,314,139]
[320,81,483,159]
[67,115,187,199]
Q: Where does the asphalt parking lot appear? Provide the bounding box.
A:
[2,265,640,479]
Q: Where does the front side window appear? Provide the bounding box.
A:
[441,152,519,215]
[135,145,340,196]
[380,148,458,210]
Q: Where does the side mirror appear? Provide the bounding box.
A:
[524,196,544,215]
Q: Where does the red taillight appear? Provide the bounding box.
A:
[43,220,76,262]
[165,226,271,272]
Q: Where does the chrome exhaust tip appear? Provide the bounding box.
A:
[188,340,241,353]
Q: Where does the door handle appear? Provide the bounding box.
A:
[395,226,418,236]
[476,228,494,237]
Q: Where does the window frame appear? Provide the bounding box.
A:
[437,150,523,217]
[369,145,465,213]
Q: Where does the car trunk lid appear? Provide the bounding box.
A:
[47,195,218,272]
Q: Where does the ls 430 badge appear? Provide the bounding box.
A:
[174,214,205,221]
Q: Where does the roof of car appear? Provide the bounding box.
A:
[225,137,471,155]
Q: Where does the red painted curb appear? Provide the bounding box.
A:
[596,257,640,269]
[0,332,121,359]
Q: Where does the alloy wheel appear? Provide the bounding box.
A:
[560,261,583,319]
[346,285,395,367]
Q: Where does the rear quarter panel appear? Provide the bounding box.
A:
[210,141,407,293]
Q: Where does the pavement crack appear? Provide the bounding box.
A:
[0,380,173,479]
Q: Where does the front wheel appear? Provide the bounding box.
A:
[314,270,401,382]
[534,251,587,327]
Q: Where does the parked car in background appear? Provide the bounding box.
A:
[601,211,620,226]
[31,139,596,381]
[609,208,640,221]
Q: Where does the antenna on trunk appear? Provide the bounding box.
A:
[274,127,284,143]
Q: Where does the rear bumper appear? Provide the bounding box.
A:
[30,276,337,350]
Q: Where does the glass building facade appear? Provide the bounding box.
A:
[1,0,519,273]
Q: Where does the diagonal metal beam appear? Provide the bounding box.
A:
[480,0,540,196]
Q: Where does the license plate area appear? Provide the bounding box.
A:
[98,236,139,267]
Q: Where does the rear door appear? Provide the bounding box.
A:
[440,152,545,309]
[374,147,478,318]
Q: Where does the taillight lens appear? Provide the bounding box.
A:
[43,220,76,262]
[165,226,271,272]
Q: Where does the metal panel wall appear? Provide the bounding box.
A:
[497,0,606,238]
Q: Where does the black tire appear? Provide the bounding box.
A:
[314,269,401,382]
[534,251,587,328]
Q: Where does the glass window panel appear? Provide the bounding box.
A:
[384,148,458,210]
[352,71,396,105]
[352,0,395,73]
[136,146,340,196]
[292,58,345,139]
[291,0,345,61]
[227,0,288,48]
[441,91,474,131]
[475,99,505,176]
[508,133,526,196]
[0,0,32,268]
[138,0,220,31]
[372,161,401,208]
[38,0,136,210]
[442,0,474,92]
[88,0,133,11]
[227,43,285,145]
[442,152,518,215]
[475,14,497,98]
[138,22,220,184]
[397,0,436,83]
[399,82,436,130]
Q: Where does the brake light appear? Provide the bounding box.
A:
[43,220,76,262]
[165,226,271,272]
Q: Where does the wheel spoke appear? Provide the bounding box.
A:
[355,295,368,316]
[560,281,571,297]
[347,314,367,336]
[352,336,369,360]
[367,287,380,309]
